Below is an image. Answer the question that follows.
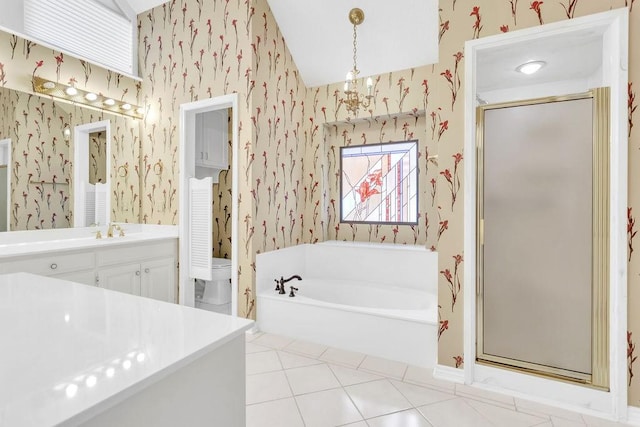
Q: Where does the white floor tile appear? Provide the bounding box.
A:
[417,397,494,427]
[252,333,295,349]
[390,379,456,407]
[246,371,292,405]
[465,397,547,427]
[295,388,364,427]
[515,399,586,423]
[277,350,323,369]
[340,422,368,427]
[284,363,341,395]
[246,342,273,354]
[245,331,264,342]
[284,339,329,358]
[359,355,408,379]
[320,347,366,368]
[403,365,456,393]
[366,408,433,427]
[246,350,283,375]
[455,384,516,409]
[550,417,587,426]
[246,397,304,427]
[582,414,634,426]
[329,364,383,387]
[345,378,412,419]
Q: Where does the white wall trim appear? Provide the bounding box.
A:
[433,365,465,384]
[179,94,239,317]
[463,7,628,420]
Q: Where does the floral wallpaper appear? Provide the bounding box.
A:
[0,29,141,229]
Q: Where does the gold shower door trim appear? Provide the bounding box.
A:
[475,88,610,390]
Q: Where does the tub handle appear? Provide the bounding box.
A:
[289,286,298,297]
[274,277,283,293]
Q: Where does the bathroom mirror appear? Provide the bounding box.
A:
[0,85,141,231]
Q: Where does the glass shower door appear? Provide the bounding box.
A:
[476,90,609,388]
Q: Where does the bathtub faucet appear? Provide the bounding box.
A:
[275,275,302,295]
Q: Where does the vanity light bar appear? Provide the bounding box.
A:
[32,76,143,120]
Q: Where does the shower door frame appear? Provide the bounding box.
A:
[475,89,610,389]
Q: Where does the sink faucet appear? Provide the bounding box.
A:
[107,223,125,238]
[274,275,302,294]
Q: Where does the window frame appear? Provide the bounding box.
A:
[339,139,419,226]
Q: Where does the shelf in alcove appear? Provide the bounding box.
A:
[29,180,69,185]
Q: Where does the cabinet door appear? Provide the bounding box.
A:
[98,263,141,296]
[140,257,176,303]
[195,110,228,169]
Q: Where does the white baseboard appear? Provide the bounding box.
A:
[433,364,465,384]
[627,406,640,425]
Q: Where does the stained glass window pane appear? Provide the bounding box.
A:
[340,140,418,224]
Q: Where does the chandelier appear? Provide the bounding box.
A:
[342,8,374,115]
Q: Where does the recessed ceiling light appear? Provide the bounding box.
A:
[65,86,78,96]
[516,60,546,75]
[85,92,98,101]
[121,103,132,111]
[43,81,56,89]
[104,98,115,106]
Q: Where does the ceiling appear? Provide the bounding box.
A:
[113,0,440,88]
[476,28,605,96]
[265,0,439,87]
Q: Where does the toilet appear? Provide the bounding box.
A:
[195,257,232,314]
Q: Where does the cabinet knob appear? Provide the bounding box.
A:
[50,263,58,270]
[136,271,141,276]
[144,268,150,273]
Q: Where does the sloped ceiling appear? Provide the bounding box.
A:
[267,0,439,87]
[123,0,440,88]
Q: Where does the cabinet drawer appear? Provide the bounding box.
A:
[2,251,95,276]
[96,240,177,267]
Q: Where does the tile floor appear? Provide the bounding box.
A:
[245,332,634,427]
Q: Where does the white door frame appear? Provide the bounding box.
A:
[457,8,628,420]
[73,120,111,227]
[179,94,238,316]
[0,138,11,231]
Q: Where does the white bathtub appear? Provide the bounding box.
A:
[256,241,438,368]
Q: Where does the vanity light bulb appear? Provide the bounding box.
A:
[136,107,145,115]
[121,103,132,111]
[104,98,116,106]
[105,367,115,378]
[65,87,78,96]
[136,352,146,363]
[122,360,132,370]
[43,81,56,89]
[85,92,98,102]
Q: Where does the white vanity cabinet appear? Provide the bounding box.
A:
[0,237,178,303]
[195,109,228,170]
[96,240,178,303]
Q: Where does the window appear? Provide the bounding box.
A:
[340,140,418,224]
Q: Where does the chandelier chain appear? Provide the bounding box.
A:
[352,23,358,73]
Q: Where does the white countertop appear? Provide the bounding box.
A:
[0,225,179,257]
[0,273,253,426]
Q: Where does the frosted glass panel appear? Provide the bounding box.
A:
[482,98,593,375]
